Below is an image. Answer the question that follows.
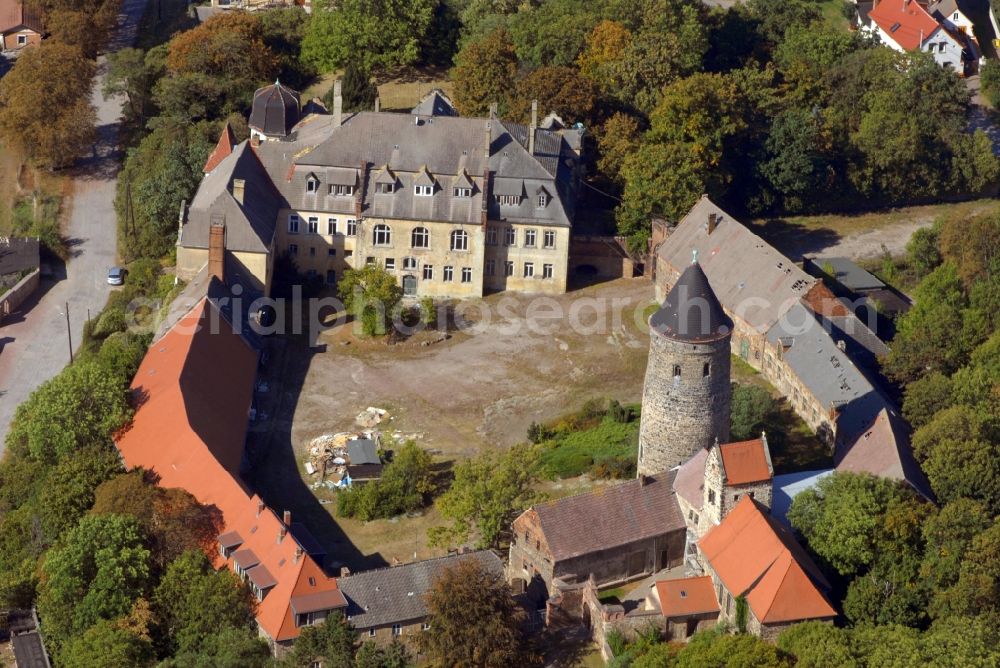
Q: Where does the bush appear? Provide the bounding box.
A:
[336,442,435,521]
[527,421,554,444]
[730,384,776,440]
[981,60,1000,108]
[419,296,436,326]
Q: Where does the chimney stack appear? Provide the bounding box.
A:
[529,100,538,155]
[295,547,304,563]
[278,525,286,543]
[256,500,265,517]
[639,474,650,487]
[208,220,225,283]
[333,79,343,128]
[232,178,245,205]
[283,510,291,526]
[708,213,718,234]
[374,96,380,113]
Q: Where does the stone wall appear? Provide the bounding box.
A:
[0,268,39,324]
[508,510,556,596]
[555,531,685,591]
[568,235,635,281]
[638,328,731,475]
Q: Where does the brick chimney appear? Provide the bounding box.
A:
[708,213,718,234]
[295,547,304,563]
[256,500,265,517]
[232,178,245,205]
[528,99,538,155]
[278,525,286,543]
[333,79,342,128]
[209,219,225,283]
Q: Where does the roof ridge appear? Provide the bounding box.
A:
[340,550,498,581]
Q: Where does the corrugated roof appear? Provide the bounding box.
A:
[656,576,720,618]
[870,0,940,50]
[114,297,346,642]
[338,551,503,628]
[698,497,835,624]
[523,473,685,562]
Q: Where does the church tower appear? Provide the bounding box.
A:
[638,253,733,476]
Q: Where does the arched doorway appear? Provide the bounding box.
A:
[402,275,417,296]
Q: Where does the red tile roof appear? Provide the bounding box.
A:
[870,0,940,50]
[204,123,237,174]
[719,438,772,485]
[656,576,720,618]
[0,0,43,34]
[115,298,345,642]
[698,497,835,624]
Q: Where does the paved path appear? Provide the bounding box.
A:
[0,0,147,450]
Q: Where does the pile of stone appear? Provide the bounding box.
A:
[306,430,378,478]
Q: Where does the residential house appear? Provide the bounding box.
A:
[338,551,504,644]
[653,197,928,497]
[508,472,686,596]
[861,0,976,73]
[0,0,42,52]
[176,80,585,298]
[114,259,348,654]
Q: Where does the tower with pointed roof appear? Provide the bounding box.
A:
[249,80,301,142]
[638,253,733,476]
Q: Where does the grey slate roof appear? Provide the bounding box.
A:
[181,142,281,253]
[811,256,886,292]
[411,89,457,117]
[528,471,685,562]
[338,551,504,629]
[249,81,300,138]
[657,197,816,333]
[650,260,732,342]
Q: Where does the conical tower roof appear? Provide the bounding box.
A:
[249,80,301,138]
[650,252,732,342]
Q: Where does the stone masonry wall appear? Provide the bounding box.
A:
[638,329,731,476]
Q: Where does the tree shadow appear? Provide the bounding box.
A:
[750,219,843,261]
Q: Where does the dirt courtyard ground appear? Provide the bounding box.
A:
[292,277,657,461]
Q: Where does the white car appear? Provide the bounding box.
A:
[107,267,125,286]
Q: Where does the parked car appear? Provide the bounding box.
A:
[107,266,125,285]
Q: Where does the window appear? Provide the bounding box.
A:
[366,256,376,265]
[289,244,298,256]
[328,249,336,256]
[423,265,433,280]
[703,362,710,377]
[306,177,319,193]
[411,227,430,248]
[451,230,469,251]
[485,259,496,276]
[443,266,454,281]
[504,261,514,277]
[524,229,537,247]
[345,250,354,258]
[733,494,740,502]
[461,267,472,283]
[504,227,516,246]
[327,218,337,235]
[542,264,553,279]
[454,187,472,197]
[486,227,498,245]
[385,258,395,270]
[414,185,434,197]
[376,182,394,194]
[954,11,960,19]
[726,594,733,616]
[543,230,556,249]
[288,214,300,234]
[373,224,391,246]
[17,34,27,45]
[309,246,316,257]
[368,628,376,637]
[403,257,417,270]
[307,217,318,234]
[326,270,336,285]
[347,219,358,236]
[523,262,534,278]
[496,194,520,206]
[422,623,431,631]
[392,624,402,636]
[331,185,355,196]
[537,194,547,208]
[673,364,681,378]
[708,489,715,504]
[938,42,946,52]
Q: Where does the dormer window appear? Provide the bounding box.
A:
[377,182,394,194]
[537,193,548,208]
[331,185,355,196]
[454,187,472,198]
[306,175,319,193]
[496,195,520,206]
[415,185,434,197]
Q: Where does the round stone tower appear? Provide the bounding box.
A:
[637,253,733,476]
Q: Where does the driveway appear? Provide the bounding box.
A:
[0,0,147,450]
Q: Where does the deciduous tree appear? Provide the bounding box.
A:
[509,65,598,125]
[338,263,404,337]
[451,28,518,117]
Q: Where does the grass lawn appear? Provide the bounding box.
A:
[816,0,851,30]
[535,405,641,480]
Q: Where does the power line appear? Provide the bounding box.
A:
[582,180,623,203]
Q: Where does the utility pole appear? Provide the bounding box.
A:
[64,302,73,364]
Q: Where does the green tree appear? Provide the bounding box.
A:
[420,558,533,668]
[508,65,598,125]
[38,445,122,541]
[338,263,404,337]
[777,621,856,668]
[911,404,989,463]
[161,626,272,668]
[153,550,257,655]
[280,612,356,668]
[730,384,775,440]
[507,0,601,67]
[901,371,953,429]
[930,522,1000,619]
[337,441,436,521]
[676,628,791,667]
[429,444,538,549]
[596,112,642,186]
[37,514,152,652]
[0,42,97,169]
[356,640,413,668]
[923,437,1000,513]
[920,499,991,592]
[323,61,377,113]
[59,619,154,668]
[6,358,133,463]
[980,59,1000,108]
[302,0,436,73]
[104,47,161,129]
[577,19,632,94]
[451,28,518,117]
[907,225,942,279]
[759,108,833,212]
